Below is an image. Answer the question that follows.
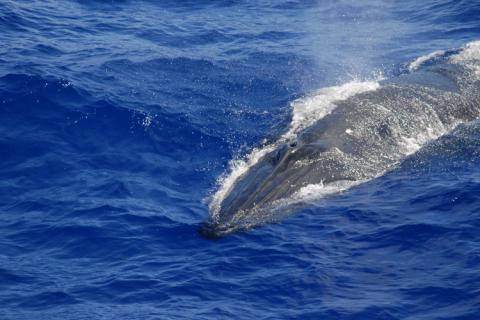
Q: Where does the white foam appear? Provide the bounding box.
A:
[209,80,380,219]
[408,41,480,75]
[289,179,364,204]
[450,40,480,77]
[407,50,445,72]
[286,81,380,138]
[253,179,367,216]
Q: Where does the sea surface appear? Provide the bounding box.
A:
[1,1,479,319]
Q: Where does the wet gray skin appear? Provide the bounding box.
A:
[201,58,480,239]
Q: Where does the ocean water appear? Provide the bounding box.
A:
[0,0,479,319]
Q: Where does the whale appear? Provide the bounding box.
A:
[201,41,480,239]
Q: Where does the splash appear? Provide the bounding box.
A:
[286,81,380,138]
[450,40,480,77]
[407,50,445,72]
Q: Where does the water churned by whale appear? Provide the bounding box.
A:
[202,41,480,238]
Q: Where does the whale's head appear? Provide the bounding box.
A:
[200,140,336,238]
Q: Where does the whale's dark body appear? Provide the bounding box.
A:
[202,46,480,238]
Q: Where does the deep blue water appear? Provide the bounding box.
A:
[1,0,479,319]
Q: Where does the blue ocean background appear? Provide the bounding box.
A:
[1,0,479,319]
